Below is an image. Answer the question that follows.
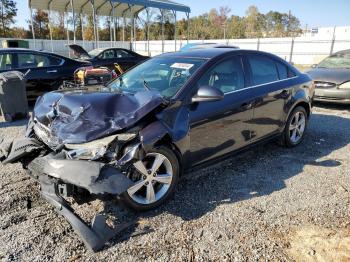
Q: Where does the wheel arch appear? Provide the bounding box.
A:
[139,121,185,176]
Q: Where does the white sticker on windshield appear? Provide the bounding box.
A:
[171,63,194,70]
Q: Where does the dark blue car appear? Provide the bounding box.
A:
[1,48,314,251]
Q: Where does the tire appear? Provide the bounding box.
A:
[280,106,308,147]
[121,146,180,211]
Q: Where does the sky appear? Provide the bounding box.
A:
[14,0,350,29]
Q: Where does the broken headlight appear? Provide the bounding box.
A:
[65,133,136,160]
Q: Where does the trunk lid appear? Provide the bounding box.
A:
[69,44,91,59]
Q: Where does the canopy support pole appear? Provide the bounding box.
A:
[122,16,125,42]
[29,0,36,49]
[108,5,113,47]
[133,13,138,51]
[112,2,116,46]
[81,13,85,47]
[70,0,76,43]
[172,10,177,51]
[81,0,90,48]
[65,2,71,57]
[90,0,98,48]
[160,9,164,53]
[146,8,150,56]
[130,12,134,50]
[121,6,131,45]
[186,12,189,44]
[96,0,108,45]
[48,0,54,52]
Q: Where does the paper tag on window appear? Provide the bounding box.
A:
[171,63,194,70]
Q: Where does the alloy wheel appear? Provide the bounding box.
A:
[289,111,306,144]
[127,153,173,205]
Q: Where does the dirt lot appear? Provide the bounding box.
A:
[0,104,350,262]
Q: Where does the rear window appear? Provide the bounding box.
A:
[276,61,288,80]
[276,61,297,79]
[248,55,279,85]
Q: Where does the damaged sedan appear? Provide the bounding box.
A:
[0,48,313,251]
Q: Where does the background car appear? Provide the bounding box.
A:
[0,48,91,102]
[307,49,350,104]
[69,44,149,71]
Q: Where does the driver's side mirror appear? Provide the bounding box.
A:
[192,85,224,103]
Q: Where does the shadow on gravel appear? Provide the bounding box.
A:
[314,102,350,111]
[0,118,28,129]
[103,112,350,244]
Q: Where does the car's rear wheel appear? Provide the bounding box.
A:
[281,106,308,147]
[121,146,179,211]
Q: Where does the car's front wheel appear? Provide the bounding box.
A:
[281,106,308,147]
[121,146,180,211]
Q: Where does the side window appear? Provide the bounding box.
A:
[276,61,288,80]
[198,56,245,94]
[102,50,115,59]
[0,53,13,70]
[17,53,63,69]
[248,55,279,85]
[18,53,36,69]
[116,50,134,58]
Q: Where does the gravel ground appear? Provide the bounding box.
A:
[0,104,349,262]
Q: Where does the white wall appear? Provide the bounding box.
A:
[2,33,350,65]
[134,36,350,65]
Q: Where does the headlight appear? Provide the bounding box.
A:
[65,133,137,160]
[339,81,350,89]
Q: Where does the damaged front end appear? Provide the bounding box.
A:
[0,89,169,251]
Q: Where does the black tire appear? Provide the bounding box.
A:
[280,106,308,148]
[121,146,180,211]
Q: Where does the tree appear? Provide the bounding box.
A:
[244,5,265,38]
[227,15,246,39]
[0,0,17,37]
[50,11,65,40]
[9,27,27,38]
[28,10,50,39]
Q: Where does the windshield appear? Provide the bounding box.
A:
[318,54,350,69]
[107,57,206,98]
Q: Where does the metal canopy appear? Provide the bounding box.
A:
[28,0,190,54]
[29,0,190,17]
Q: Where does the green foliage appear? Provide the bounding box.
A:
[0,0,17,37]
[5,5,302,41]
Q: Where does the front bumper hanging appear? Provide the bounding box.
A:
[0,137,147,252]
[27,155,138,252]
[39,175,135,252]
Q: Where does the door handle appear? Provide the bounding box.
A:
[47,70,57,73]
[280,90,289,99]
[240,102,253,110]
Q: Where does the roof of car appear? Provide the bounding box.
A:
[159,48,241,59]
[0,48,36,52]
[335,49,350,55]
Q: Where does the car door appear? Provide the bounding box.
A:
[114,50,138,71]
[189,55,255,166]
[15,52,64,101]
[245,54,291,140]
[95,49,116,70]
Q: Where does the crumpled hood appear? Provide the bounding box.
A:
[306,68,350,84]
[33,90,166,144]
